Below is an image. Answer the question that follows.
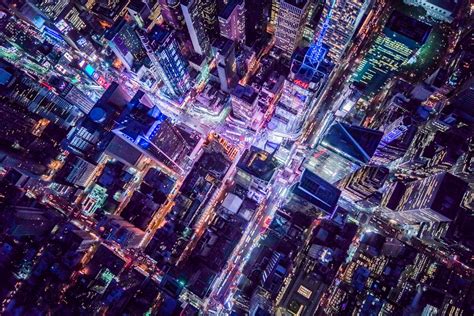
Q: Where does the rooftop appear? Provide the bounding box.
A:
[232,84,258,104]
[426,0,458,11]
[386,11,432,44]
[237,146,280,181]
[212,36,234,57]
[219,0,244,20]
[322,122,383,164]
[293,169,341,213]
[148,25,172,50]
[281,0,309,10]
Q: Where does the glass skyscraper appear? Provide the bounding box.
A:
[142,25,192,99]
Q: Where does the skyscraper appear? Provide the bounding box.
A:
[181,0,211,56]
[106,19,149,72]
[9,75,82,129]
[353,11,431,97]
[292,169,341,214]
[301,0,321,43]
[447,76,474,123]
[382,172,468,224]
[35,0,70,21]
[314,0,369,60]
[268,79,312,141]
[307,122,383,184]
[274,0,310,57]
[269,0,280,34]
[218,0,246,43]
[113,91,191,173]
[212,36,237,92]
[244,0,270,45]
[371,116,418,166]
[141,25,192,99]
[268,46,333,144]
[337,165,389,203]
[200,0,220,42]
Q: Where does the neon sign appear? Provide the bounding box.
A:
[294,79,309,89]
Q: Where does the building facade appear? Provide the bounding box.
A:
[219,0,246,43]
[181,0,211,56]
[142,25,192,99]
[274,0,310,57]
[314,0,369,60]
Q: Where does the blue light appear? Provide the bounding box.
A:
[138,138,150,149]
[84,64,95,77]
[306,0,335,65]
[44,26,61,39]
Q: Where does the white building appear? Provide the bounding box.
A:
[404,0,459,22]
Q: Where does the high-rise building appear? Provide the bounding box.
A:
[9,75,83,129]
[141,25,192,99]
[113,91,191,173]
[244,0,270,45]
[181,0,211,56]
[274,0,310,57]
[48,76,95,114]
[218,0,246,43]
[7,205,63,238]
[200,0,220,42]
[231,84,259,125]
[314,0,369,60]
[64,82,131,161]
[452,138,474,183]
[106,19,149,72]
[159,0,185,30]
[353,11,431,97]
[382,172,468,224]
[99,215,146,248]
[35,0,70,21]
[292,169,341,214]
[337,165,389,203]
[236,146,280,202]
[307,122,383,184]
[212,36,237,92]
[55,154,97,188]
[89,0,129,23]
